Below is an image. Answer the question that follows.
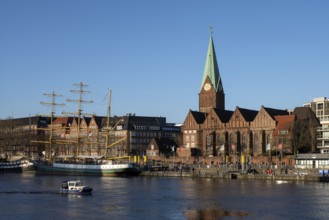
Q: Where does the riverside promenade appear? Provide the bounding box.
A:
[141,165,327,182]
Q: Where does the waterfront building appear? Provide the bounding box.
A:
[0,116,49,159]
[304,97,329,153]
[50,114,180,159]
[294,98,329,169]
[0,114,180,161]
[181,33,319,166]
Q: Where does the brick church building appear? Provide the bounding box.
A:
[180,33,319,165]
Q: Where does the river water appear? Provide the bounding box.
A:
[1,172,329,220]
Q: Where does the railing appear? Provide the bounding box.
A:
[317,144,329,148]
[296,153,329,159]
[317,126,329,132]
[319,115,329,123]
[317,135,329,139]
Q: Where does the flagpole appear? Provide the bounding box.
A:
[275,146,277,168]
[281,144,283,171]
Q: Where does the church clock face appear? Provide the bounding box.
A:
[204,83,211,91]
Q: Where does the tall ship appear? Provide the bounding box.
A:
[34,156,141,176]
[33,82,142,176]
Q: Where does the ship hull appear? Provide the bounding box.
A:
[34,161,142,177]
[0,160,35,173]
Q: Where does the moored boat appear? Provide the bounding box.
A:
[34,155,142,177]
[0,156,35,172]
[60,180,93,194]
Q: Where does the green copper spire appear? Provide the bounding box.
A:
[201,33,223,92]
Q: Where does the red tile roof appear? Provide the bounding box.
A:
[273,115,295,135]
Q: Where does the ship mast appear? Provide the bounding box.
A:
[33,91,64,161]
[63,82,93,156]
[103,90,127,159]
[105,90,111,157]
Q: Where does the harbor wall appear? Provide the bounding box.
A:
[141,167,327,182]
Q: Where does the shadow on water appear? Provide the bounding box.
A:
[0,191,92,195]
[185,207,249,220]
[0,191,59,194]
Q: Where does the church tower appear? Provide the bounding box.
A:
[199,33,225,113]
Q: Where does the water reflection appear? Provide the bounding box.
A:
[185,207,249,219]
[2,174,329,219]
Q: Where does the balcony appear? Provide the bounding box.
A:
[317,144,329,148]
[317,135,329,140]
[317,126,329,132]
[319,115,329,124]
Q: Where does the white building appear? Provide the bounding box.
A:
[304,97,329,154]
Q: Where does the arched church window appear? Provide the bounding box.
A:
[242,134,246,154]
[254,134,258,154]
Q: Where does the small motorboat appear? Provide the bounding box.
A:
[60,180,93,194]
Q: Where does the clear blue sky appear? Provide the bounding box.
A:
[1,1,328,123]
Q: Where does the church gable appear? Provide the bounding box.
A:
[227,107,257,128]
[203,108,225,130]
[252,106,277,129]
[182,110,206,130]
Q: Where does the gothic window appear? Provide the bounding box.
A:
[230,133,234,153]
[217,134,223,147]
[254,134,258,154]
[266,134,271,151]
[242,134,246,154]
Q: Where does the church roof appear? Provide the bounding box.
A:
[190,110,207,124]
[273,115,295,135]
[263,106,289,120]
[237,107,258,122]
[201,34,223,92]
[213,108,233,123]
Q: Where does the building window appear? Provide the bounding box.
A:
[317,103,324,110]
[185,135,190,142]
[230,133,234,153]
[254,134,258,153]
[242,134,246,153]
[266,134,271,145]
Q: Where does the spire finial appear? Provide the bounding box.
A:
[209,26,213,35]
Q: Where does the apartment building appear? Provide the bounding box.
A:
[304,97,329,153]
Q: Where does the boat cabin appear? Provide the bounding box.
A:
[61,180,84,189]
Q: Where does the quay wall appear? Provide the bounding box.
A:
[140,168,327,182]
